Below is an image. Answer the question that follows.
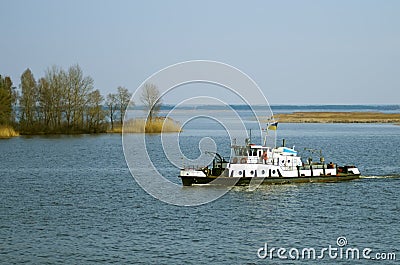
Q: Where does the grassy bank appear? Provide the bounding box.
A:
[0,125,19,138]
[270,112,400,123]
[109,117,182,133]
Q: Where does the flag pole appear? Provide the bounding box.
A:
[265,116,278,148]
[263,127,268,146]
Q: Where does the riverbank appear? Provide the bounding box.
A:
[272,112,400,123]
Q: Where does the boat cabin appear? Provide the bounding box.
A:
[231,142,302,170]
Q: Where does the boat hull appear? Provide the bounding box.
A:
[180,174,360,186]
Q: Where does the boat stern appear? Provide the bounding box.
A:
[346,166,360,175]
[338,165,361,176]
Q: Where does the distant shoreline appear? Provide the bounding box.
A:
[3,111,399,139]
[271,112,400,124]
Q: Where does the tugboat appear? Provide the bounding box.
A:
[179,132,360,186]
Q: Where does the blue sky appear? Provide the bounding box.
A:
[1,0,399,104]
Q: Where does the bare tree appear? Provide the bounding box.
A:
[37,77,50,128]
[67,64,94,130]
[43,65,67,130]
[116,86,132,125]
[0,75,14,125]
[106,93,118,130]
[20,68,38,129]
[86,89,105,132]
[140,83,162,121]
[6,64,107,134]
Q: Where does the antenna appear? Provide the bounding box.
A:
[263,130,268,146]
[249,129,252,144]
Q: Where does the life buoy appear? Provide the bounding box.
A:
[240,157,247,164]
[232,157,238,164]
[262,151,268,161]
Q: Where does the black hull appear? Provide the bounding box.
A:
[180,174,360,186]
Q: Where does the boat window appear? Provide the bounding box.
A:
[234,146,248,156]
[261,170,265,175]
[272,170,276,174]
[288,160,291,163]
[250,170,254,175]
[238,171,242,175]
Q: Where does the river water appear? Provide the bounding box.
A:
[1,112,399,264]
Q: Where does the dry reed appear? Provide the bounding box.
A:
[109,118,181,133]
[0,125,19,138]
[270,112,400,123]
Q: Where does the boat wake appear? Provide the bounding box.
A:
[360,175,400,179]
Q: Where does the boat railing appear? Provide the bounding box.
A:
[299,164,336,170]
[182,165,207,171]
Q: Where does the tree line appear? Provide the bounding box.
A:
[0,64,133,134]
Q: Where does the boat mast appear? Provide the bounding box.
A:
[263,128,268,146]
[249,129,252,144]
